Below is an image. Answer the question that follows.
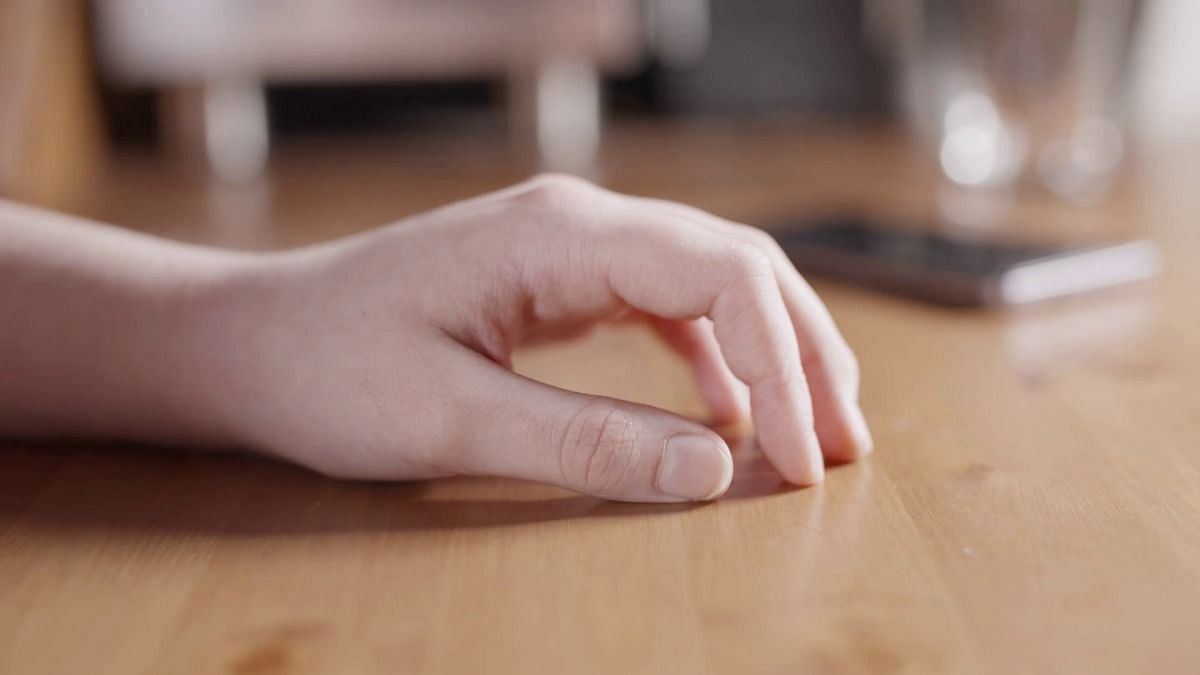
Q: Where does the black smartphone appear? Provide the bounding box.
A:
[773,218,1161,306]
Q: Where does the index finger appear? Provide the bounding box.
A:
[529,185,824,485]
[635,197,873,462]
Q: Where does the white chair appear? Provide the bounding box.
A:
[92,0,643,181]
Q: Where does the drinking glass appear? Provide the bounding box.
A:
[868,0,1141,200]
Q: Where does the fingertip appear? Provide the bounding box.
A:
[748,377,826,487]
[820,396,875,463]
[850,402,875,456]
[849,415,875,459]
[758,430,825,487]
[796,434,827,486]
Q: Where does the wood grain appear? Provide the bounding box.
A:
[2,124,1198,674]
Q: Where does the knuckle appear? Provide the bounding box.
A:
[725,242,775,281]
[513,173,603,238]
[560,401,642,495]
[723,250,778,314]
[519,173,596,209]
[745,226,781,253]
[734,224,796,274]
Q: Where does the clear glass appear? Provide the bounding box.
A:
[868,0,1141,201]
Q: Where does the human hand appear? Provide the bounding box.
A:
[190,175,872,501]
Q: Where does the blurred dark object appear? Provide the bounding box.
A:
[268,82,499,137]
[643,0,889,118]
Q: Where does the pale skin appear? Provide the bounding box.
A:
[0,174,872,502]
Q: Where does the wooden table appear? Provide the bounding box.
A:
[3,124,1199,674]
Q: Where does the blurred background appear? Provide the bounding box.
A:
[1,0,1198,250]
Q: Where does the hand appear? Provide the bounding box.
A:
[189,175,873,501]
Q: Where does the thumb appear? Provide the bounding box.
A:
[450,358,734,502]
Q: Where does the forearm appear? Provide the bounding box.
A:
[0,200,254,447]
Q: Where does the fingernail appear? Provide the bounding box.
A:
[657,435,733,500]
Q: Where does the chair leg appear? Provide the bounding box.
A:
[161,78,269,184]
[508,58,601,176]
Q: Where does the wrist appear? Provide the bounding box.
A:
[156,251,277,451]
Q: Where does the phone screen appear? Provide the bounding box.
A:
[774,219,1063,277]
[772,218,1159,306]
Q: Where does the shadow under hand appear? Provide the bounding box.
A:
[3,429,847,538]
[721,439,796,499]
[1,443,700,538]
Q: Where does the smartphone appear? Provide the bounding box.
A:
[773,218,1161,306]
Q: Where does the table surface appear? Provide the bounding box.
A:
[2,124,1199,675]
